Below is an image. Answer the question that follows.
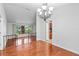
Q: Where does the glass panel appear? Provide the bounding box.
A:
[15,25,32,35]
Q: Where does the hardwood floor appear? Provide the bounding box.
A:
[0,36,78,56]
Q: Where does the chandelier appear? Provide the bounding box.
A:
[37,3,54,22]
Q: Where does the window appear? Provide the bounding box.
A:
[16,25,32,34]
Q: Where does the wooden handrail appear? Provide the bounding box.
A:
[3,34,17,40]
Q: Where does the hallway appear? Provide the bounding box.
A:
[0,3,79,56]
[0,37,78,56]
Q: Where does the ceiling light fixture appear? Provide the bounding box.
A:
[37,3,54,22]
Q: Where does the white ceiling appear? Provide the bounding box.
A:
[3,3,68,24]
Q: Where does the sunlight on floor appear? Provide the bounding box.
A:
[16,38,31,46]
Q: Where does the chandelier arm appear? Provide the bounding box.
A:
[44,18,46,21]
[37,3,54,22]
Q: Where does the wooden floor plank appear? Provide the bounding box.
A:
[0,36,78,56]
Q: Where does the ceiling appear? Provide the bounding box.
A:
[3,3,68,24]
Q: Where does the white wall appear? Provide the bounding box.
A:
[36,4,79,54]
[0,3,7,50]
[7,23,17,35]
[7,23,13,35]
[36,13,46,41]
[32,24,36,34]
[53,4,79,54]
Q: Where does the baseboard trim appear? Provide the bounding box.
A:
[37,39,79,54]
[0,47,3,50]
[53,43,79,54]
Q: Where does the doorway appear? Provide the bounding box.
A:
[49,20,52,44]
[49,20,52,40]
[46,20,52,43]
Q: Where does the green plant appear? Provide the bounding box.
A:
[25,26,32,34]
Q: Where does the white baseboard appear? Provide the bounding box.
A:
[0,47,3,50]
[53,43,79,54]
[37,39,79,54]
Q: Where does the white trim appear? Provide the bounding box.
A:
[37,39,79,54]
[53,43,79,54]
[0,47,3,50]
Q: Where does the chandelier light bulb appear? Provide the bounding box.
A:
[48,11,52,14]
[39,11,42,15]
[49,7,54,11]
[45,12,47,15]
[37,8,41,12]
[42,5,47,10]
[37,3,54,21]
